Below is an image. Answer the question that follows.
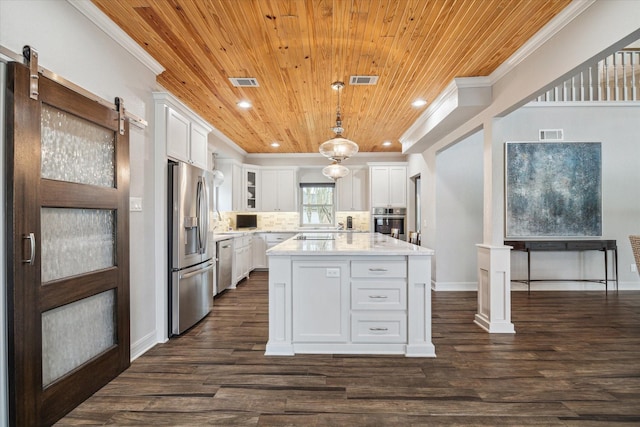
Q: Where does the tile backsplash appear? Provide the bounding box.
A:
[212,211,371,231]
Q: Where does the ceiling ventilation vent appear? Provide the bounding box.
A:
[539,129,564,141]
[349,75,378,85]
[229,77,260,87]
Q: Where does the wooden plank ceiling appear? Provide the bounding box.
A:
[92,0,572,154]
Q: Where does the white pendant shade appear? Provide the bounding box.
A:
[322,162,350,180]
[319,137,359,162]
[319,81,357,180]
[212,169,225,187]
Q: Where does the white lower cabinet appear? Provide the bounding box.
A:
[233,235,252,284]
[266,233,295,249]
[350,258,407,343]
[292,261,350,342]
[289,257,408,346]
[252,233,267,269]
[351,312,407,343]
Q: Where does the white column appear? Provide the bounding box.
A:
[406,255,436,357]
[265,255,294,355]
[476,119,515,333]
[475,244,515,333]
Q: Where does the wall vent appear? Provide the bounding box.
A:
[229,77,260,87]
[539,129,564,141]
[349,75,378,85]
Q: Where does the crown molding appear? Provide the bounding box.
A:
[67,0,165,75]
[399,76,491,147]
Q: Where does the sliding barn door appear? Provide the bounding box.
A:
[5,61,130,426]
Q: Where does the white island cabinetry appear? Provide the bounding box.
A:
[266,233,435,357]
[292,261,350,343]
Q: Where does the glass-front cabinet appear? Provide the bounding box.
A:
[243,167,259,211]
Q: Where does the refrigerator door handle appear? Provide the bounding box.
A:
[180,263,215,280]
[196,176,208,255]
[201,176,209,254]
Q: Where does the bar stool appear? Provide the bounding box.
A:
[408,231,420,245]
[390,228,399,239]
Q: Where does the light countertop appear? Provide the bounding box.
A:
[211,228,368,242]
[266,232,434,256]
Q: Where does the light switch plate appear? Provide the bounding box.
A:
[130,197,143,212]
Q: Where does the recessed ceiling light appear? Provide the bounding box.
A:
[237,100,252,109]
[411,99,427,108]
[270,142,280,148]
[382,141,392,147]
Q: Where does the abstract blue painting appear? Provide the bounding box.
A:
[505,142,602,238]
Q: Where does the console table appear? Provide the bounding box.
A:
[504,240,618,293]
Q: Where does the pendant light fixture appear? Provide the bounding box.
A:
[320,81,358,180]
[322,161,350,180]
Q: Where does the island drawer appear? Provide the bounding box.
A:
[351,313,407,343]
[351,281,406,310]
[351,260,406,278]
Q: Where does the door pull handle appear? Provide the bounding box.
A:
[180,263,215,280]
[23,233,35,265]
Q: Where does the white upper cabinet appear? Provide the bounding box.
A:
[243,167,260,211]
[217,160,242,212]
[154,92,212,170]
[369,164,407,208]
[188,124,209,170]
[166,108,190,161]
[261,168,297,212]
[337,166,368,211]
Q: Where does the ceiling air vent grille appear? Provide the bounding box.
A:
[539,129,564,141]
[349,75,378,85]
[229,77,260,87]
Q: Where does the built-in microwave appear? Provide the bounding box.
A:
[372,207,406,239]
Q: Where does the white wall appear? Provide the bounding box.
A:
[412,0,640,292]
[426,104,640,291]
[495,104,640,289]
[0,1,160,422]
[434,132,484,289]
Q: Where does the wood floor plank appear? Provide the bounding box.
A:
[56,271,640,425]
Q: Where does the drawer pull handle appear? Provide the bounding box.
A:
[368,268,388,272]
[369,327,388,332]
[368,295,388,299]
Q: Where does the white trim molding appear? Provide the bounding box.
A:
[67,0,165,75]
[475,244,515,334]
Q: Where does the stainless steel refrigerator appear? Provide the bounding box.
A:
[168,160,214,336]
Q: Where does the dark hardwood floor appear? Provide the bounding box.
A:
[57,271,640,426]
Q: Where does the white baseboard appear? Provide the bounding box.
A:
[431,281,478,291]
[430,280,640,292]
[510,280,640,291]
[130,330,158,361]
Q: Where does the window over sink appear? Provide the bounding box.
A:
[299,183,335,226]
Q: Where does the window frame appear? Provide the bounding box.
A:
[299,182,336,227]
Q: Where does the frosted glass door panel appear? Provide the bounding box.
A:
[41,290,116,387]
[41,208,115,282]
[41,104,115,187]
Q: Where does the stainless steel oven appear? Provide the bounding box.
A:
[372,207,406,239]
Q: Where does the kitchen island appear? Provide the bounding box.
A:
[266,232,436,357]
